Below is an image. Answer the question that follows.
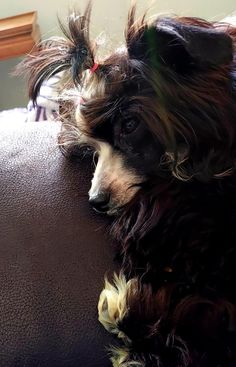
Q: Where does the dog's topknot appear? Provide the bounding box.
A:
[16,1,94,103]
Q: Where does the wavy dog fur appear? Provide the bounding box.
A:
[19,4,236,367]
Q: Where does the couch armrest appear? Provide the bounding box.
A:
[0,120,115,367]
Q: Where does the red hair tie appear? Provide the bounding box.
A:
[90,62,99,73]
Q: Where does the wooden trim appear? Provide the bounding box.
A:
[0,12,40,60]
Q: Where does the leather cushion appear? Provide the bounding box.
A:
[0,121,116,367]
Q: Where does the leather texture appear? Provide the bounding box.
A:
[0,121,116,367]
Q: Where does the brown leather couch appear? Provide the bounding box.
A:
[0,120,116,367]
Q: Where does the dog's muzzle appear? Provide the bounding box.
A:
[88,142,142,214]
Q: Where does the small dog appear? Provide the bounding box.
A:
[21,3,236,366]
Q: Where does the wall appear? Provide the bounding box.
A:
[1,0,236,110]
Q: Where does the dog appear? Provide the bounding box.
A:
[20,3,236,366]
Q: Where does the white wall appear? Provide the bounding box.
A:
[1,0,236,110]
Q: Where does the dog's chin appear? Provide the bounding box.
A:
[107,199,133,216]
[106,206,123,216]
[91,205,122,216]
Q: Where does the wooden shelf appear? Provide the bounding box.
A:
[0,12,41,60]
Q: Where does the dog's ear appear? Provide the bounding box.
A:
[126,14,233,73]
[16,3,94,104]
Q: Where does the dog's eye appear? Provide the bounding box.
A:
[80,145,94,155]
[122,119,139,135]
[70,144,94,160]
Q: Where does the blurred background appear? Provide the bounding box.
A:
[0,0,236,110]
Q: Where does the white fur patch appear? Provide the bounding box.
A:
[110,347,145,367]
[98,273,135,342]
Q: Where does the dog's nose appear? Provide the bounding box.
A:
[89,192,110,213]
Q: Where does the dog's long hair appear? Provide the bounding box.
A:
[19,4,236,366]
